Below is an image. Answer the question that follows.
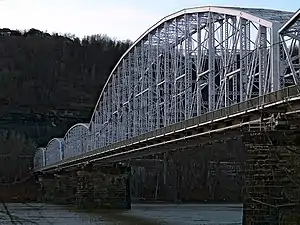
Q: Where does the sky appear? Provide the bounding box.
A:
[0,0,299,41]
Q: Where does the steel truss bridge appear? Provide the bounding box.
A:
[34,6,300,172]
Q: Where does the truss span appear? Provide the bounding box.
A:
[279,9,300,87]
[34,147,46,170]
[45,138,63,166]
[63,123,90,159]
[89,6,293,149]
[34,6,300,170]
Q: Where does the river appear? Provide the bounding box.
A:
[0,203,243,224]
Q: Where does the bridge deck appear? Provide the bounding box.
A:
[36,85,300,172]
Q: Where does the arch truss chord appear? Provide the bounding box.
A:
[89,7,294,151]
[34,147,46,170]
[45,138,63,166]
[279,9,300,88]
[63,123,90,160]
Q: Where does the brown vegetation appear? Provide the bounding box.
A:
[0,131,38,201]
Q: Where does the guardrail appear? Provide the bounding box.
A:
[36,85,300,171]
[90,85,300,151]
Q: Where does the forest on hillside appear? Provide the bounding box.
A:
[0,28,131,143]
[0,28,131,184]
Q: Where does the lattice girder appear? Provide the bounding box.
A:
[63,123,90,159]
[279,9,300,87]
[89,7,293,150]
[34,147,46,169]
[45,138,63,165]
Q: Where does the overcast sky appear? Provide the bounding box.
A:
[0,0,299,41]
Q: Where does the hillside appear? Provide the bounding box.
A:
[0,28,131,186]
[0,28,131,146]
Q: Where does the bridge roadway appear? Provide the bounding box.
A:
[36,85,300,172]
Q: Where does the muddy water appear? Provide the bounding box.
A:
[0,203,242,224]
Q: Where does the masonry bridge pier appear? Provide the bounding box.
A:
[34,6,300,224]
[36,163,131,209]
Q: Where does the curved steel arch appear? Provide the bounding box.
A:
[34,147,46,170]
[90,7,291,148]
[64,123,90,136]
[90,6,292,125]
[88,6,294,150]
[45,138,63,166]
[63,123,90,159]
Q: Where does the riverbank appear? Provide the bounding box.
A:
[0,203,243,225]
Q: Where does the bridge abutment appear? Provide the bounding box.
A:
[38,172,77,204]
[38,173,57,203]
[243,131,300,224]
[55,172,77,204]
[76,164,131,209]
[38,164,131,210]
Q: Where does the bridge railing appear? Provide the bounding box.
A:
[37,85,300,170]
[100,85,299,151]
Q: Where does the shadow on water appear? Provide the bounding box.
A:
[0,203,242,224]
[68,203,243,225]
[70,207,165,225]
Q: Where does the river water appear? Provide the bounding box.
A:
[0,203,242,224]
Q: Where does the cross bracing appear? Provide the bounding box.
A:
[279,9,300,88]
[35,6,300,169]
[63,123,90,159]
[44,138,63,166]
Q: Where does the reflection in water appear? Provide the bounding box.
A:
[0,203,242,225]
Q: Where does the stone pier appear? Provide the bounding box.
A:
[38,164,131,210]
[38,171,77,204]
[243,131,300,224]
